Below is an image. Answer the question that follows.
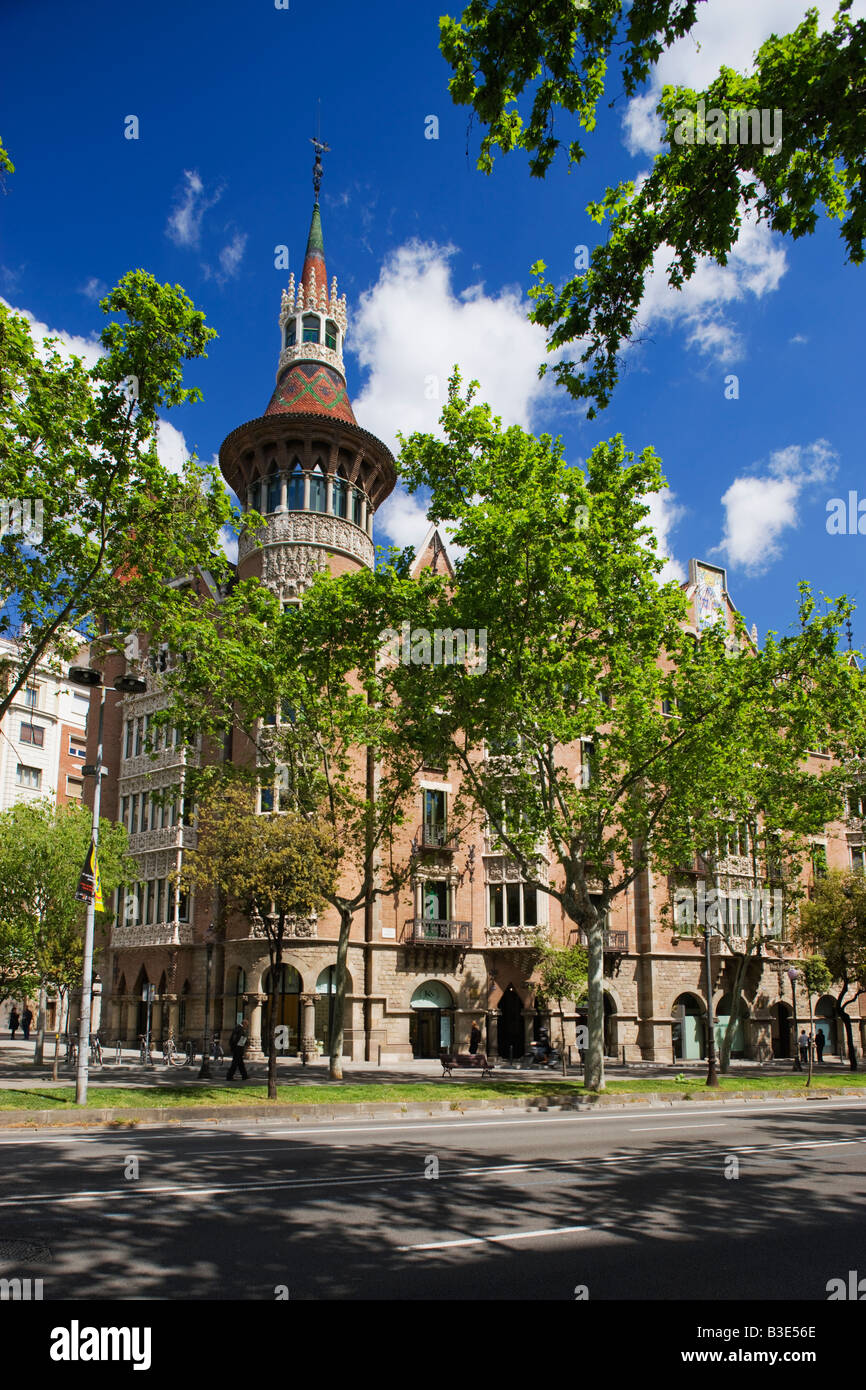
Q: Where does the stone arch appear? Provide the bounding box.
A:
[671,991,706,1060]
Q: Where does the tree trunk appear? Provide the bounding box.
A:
[719,948,749,1073]
[559,1004,567,1076]
[34,980,47,1066]
[584,922,605,1092]
[838,1004,859,1071]
[329,906,353,1081]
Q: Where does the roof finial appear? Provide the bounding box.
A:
[310,105,329,205]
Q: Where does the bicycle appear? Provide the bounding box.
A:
[138,1034,154,1067]
[90,1035,103,1069]
[162,1034,192,1068]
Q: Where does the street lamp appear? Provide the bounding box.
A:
[68,664,146,1106]
[787,966,803,1071]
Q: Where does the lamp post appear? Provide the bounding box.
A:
[68,665,146,1106]
[199,924,215,1079]
[788,966,803,1071]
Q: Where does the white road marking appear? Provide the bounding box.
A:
[630,1122,728,1132]
[399,1225,593,1251]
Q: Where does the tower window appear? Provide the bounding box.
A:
[267,464,281,513]
[285,319,296,349]
[325,320,337,351]
[302,315,320,344]
[351,487,363,526]
[287,463,304,510]
[333,473,348,518]
[309,462,326,513]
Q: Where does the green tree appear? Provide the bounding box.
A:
[532,938,588,1076]
[161,555,443,1080]
[796,869,866,1071]
[800,954,833,1085]
[0,799,130,1067]
[0,273,237,720]
[396,373,861,1090]
[441,1,865,415]
[179,781,337,1099]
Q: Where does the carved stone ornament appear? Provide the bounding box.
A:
[239,511,374,570]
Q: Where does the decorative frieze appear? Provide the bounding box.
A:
[239,511,374,571]
[111,922,194,948]
[128,826,196,855]
[261,543,328,600]
[485,925,549,948]
[248,908,318,940]
[484,855,548,884]
[119,747,198,783]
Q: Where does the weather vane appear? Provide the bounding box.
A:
[310,103,329,202]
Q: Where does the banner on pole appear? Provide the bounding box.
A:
[75,842,104,911]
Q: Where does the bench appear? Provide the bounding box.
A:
[440,1052,493,1079]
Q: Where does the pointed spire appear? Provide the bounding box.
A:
[300,200,328,302]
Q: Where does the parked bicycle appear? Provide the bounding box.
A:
[138,1034,154,1067]
[161,1034,193,1068]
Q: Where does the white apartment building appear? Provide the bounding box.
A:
[0,636,91,813]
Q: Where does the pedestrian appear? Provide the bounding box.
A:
[9,1007,20,1039]
[798,1029,810,1065]
[21,1006,33,1041]
[226,1018,249,1081]
[469,1020,481,1055]
[815,1028,826,1063]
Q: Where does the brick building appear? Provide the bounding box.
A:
[89,178,866,1067]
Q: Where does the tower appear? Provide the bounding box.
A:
[219,144,395,604]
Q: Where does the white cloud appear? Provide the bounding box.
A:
[79,277,107,301]
[622,92,664,157]
[715,439,838,574]
[218,232,247,279]
[635,207,787,364]
[351,240,559,455]
[166,170,222,249]
[153,418,190,476]
[374,486,431,552]
[0,296,103,368]
[645,488,687,583]
[220,525,239,565]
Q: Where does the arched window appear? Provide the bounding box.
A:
[285,318,296,349]
[325,319,338,351]
[302,314,320,344]
[309,461,327,513]
[287,461,304,510]
[333,470,348,518]
[266,462,281,513]
[248,476,261,513]
[351,487,363,526]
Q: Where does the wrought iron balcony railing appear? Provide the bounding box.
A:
[419,823,457,849]
[575,928,628,951]
[404,918,472,945]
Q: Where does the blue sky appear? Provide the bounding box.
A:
[2,0,864,649]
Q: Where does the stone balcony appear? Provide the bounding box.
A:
[128,825,197,855]
[111,921,194,948]
[485,924,549,948]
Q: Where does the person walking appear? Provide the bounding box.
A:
[798,1029,810,1066]
[469,1020,482,1055]
[815,1028,826,1063]
[9,1007,20,1039]
[21,1006,33,1041]
[226,1018,249,1081]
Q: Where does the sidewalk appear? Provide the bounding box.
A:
[0,1038,857,1090]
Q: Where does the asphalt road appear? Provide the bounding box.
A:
[1,1097,864,1300]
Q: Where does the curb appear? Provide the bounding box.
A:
[0,1086,862,1130]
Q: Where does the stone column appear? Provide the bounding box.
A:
[303,471,311,511]
[487,1009,499,1058]
[359,496,368,532]
[523,1008,537,1054]
[367,507,374,538]
[165,994,179,1039]
[300,992,317,1062]
[278,472,287,512]
[247,993,265,1057]
[325,476,334,515]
